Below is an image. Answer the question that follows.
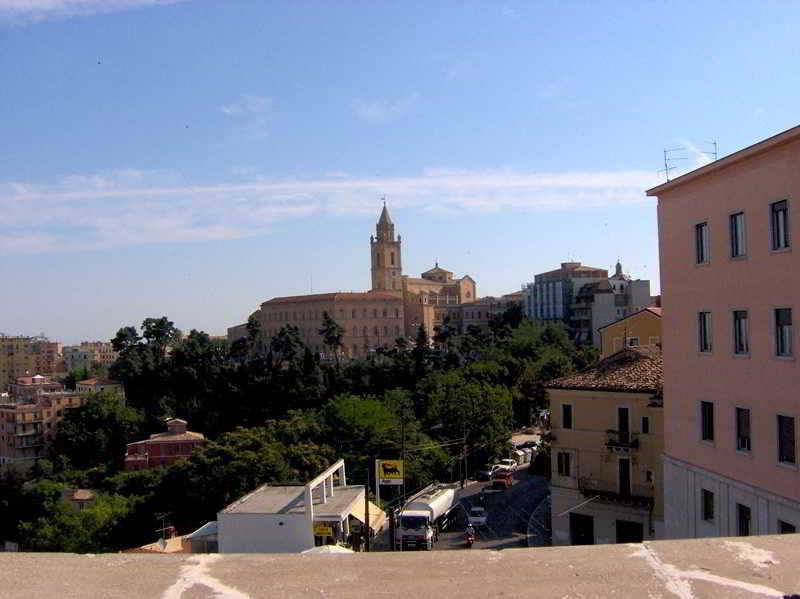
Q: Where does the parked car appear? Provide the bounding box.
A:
[499,458,518,472]
[491,470,514,489]
[476,468,493,481]
[467,506,487,527]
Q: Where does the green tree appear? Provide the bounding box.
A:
[50,392,144,473]
[319,311,344,367]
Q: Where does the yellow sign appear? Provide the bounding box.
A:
[378,460,404,485]
[313,524,334,537]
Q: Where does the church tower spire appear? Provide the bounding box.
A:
[370,199,402,293]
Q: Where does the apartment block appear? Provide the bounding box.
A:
[547,348,664,545]
[522,262,652,346]
[0,376,87,465]
[0,335,64,393]
[63,341,119,373]
[647,124,800,538]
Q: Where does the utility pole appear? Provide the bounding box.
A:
[364,461,371,552]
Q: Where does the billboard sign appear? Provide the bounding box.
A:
[378,459,404,485]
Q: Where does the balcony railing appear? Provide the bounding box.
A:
[605,430,639,449]
[578,477,654,509]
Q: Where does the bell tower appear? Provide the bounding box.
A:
[370,200,403,293]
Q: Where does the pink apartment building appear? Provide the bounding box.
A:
[648,124,800,538]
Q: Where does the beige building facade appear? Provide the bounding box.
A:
[229,205,477,355]
[547,348,664,545]
[0,335,64,393]
[598,307,662,358]
[0,375,87,465]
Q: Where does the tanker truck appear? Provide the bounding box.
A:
[395,483,458,550]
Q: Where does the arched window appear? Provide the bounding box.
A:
[466,291,471,298]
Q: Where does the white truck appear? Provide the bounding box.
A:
[395,484,457,550]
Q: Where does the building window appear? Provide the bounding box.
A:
[736,407,751,452]
[641,416,650,435]
[698,312,712,352]
[562,404,573,429]
[644,470,653,484]
[775,308,793,357]
[702,489,714,521]
[557,452,571,477]
[737,504,751,536]
[701,401,714,441]
[730,212,746,258]
[778,415,796,464]
[733,311,749,354]
[695,222,710,263]
[779,520,797,534]
[628,337,640,347]
[391,252,395,266]
[373,309,378,318]
[771,200,789,250]
[352,309,357,318]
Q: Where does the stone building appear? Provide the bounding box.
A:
[229,205,478,356]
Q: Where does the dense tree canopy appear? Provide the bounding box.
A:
[2,307,596,551]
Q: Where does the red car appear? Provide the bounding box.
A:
[491,470,513,489]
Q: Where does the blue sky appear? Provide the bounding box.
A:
[2,0,799,343]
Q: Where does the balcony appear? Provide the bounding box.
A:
[605,430,639,450]
[578,477,654,509]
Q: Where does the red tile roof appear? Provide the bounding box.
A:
[263,292,402,304]
[546,347,662,394]
[78,377,121,386]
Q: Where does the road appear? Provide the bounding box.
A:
[436,464,550,551]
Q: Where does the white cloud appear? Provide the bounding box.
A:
[220,94,272,138]
[0,167,660,256]
[501,6,517,17]
[352,92,420,122]
[0,0,187,24]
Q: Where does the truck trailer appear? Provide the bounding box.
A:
[395,483,457,550]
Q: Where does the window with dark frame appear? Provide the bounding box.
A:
[730,211,746,257]
[562,404,573,429]
[701,401,714,441]
[737,504,751,536]
[736,407,751,452]
[771,200,789,250]
[698,312,712,352]
[733,310,749,354]
[702,489,714,521]
[641,416,650,434]
[778,415,796,464]
[695,222,710,263]
[557,452,571,477]
[775,308,792,357]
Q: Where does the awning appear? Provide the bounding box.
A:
[350,501,386,532]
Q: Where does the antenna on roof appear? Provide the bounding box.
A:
[658,147,687,182]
